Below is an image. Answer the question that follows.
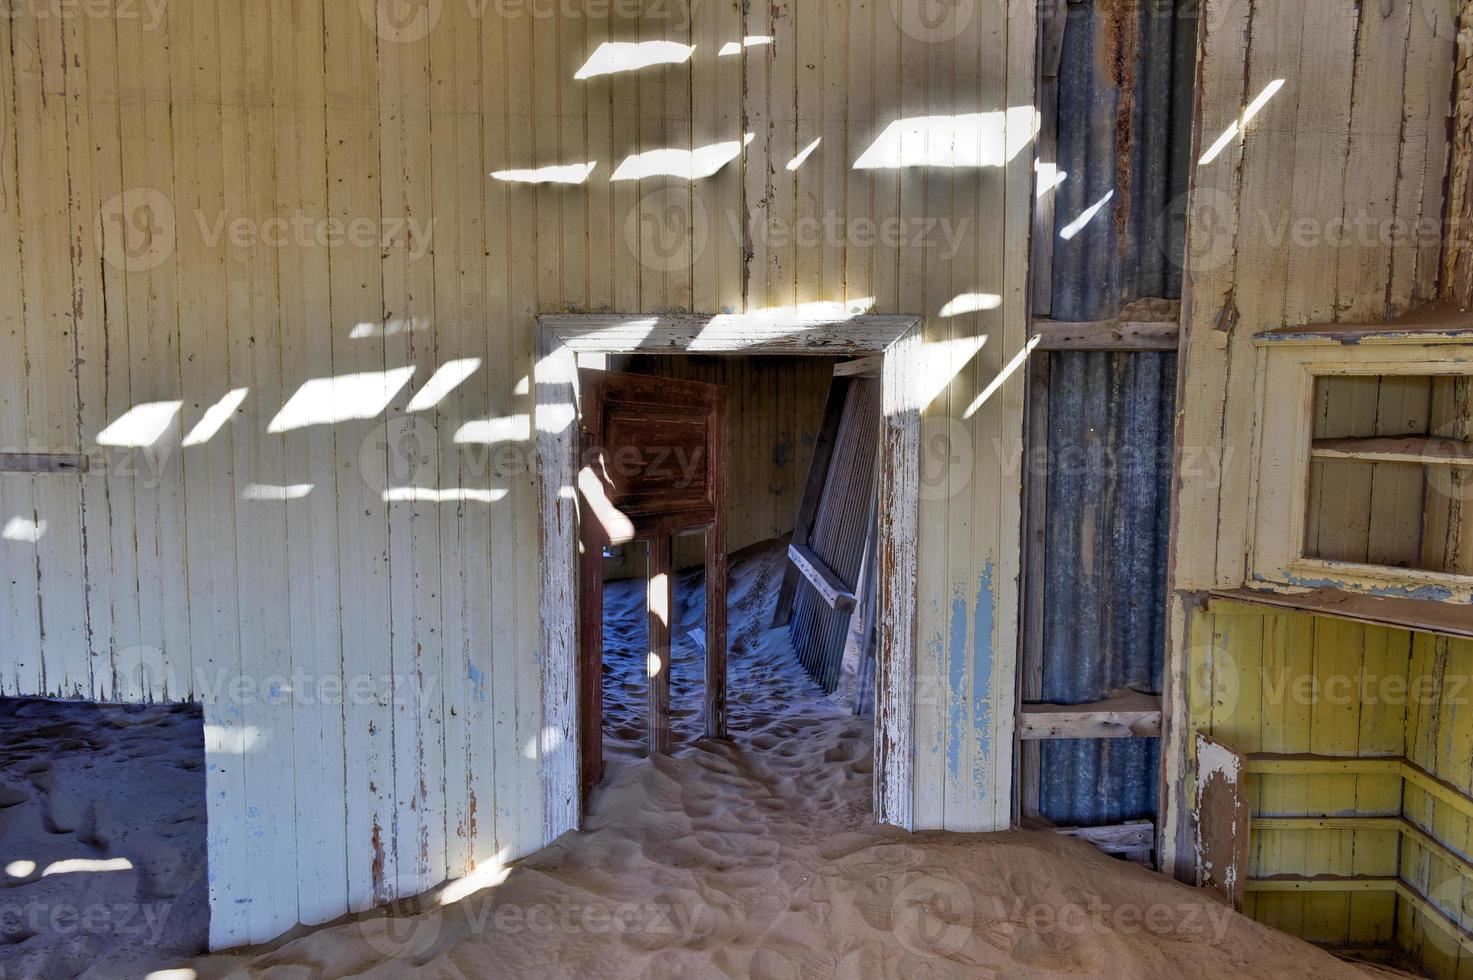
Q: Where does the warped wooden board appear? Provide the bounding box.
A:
[1195,732,1250,910]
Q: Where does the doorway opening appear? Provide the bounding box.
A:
[533,313,922,838]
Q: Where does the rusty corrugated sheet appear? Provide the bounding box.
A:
[1037,350,1176,826]
[1048,0,1197,322]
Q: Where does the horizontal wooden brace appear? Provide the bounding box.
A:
[1243,753,1402,776]
[1246,875,1397,893]
[1312,435,1473,466]
[786,543,857,613]
[0,452,88,473]
[1018,690,1161,739]
[1030,316,1179,351]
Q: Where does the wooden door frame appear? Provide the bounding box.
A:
[534,312,923,841]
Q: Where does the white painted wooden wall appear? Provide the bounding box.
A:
[0,0,1035,948]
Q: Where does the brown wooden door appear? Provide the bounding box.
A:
[578,371,727,795]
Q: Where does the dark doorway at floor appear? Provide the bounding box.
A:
[0,697,207,978]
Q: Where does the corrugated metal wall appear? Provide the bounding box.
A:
[1047,0,1196,322]
[1037,350,1175,825]
[1029,0,1194,828]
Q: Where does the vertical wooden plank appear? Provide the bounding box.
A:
[705,393,728,740]
[877,325,920,829]
[1195,732,1250,910]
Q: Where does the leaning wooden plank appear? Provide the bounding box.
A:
[1053,820,1155,852]
[1018,691,1162,739]
[773,377,849,626]
[0,453,88,473]
[1195,732,1250,910]
[1208,587,1473,640]
[1031,317,1180,351]
[787,543,858,613]
[1311,435,1473,466]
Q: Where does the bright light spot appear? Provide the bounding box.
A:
[205,724,262,755]
[454,414,530,445]
[1035,161,1067,197]
[268,367,416,433]
[787,138,821,171]
[1059,190,1114,241]
[42,858,133,876]
[574,41,694,80]
[939,293,1001,317]
[5,860,35,877]
[611,134,753,181]
[381,487,506,504]
[96,401,183,447]
[350,318,424,340]
[854,108,1036,170]
[718,35,771,56]
[241,483,313,501]
[578,466,634,542]
[144,970,198,980]
[964,335,1041,419]
[917,336,989,410]
[406,358,481,412]
[491,162,598,185]
[439,851,512,905]
[693,299,876,349]
[647,652,664,676]
[182,388,249,447]
[2,517,45,543]
[1198,79,1285,166]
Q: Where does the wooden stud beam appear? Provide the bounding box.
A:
[1208,586,1473,641]
[1311,435,1473,466]
[1246,875,1398,893]
[832,354,884,377]
[786,542,857,613]
[1017,690,1162,739]
[1030,316,1179,352]
[0,452,88,473]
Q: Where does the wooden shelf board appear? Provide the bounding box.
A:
[1311,435,1473,466]
[1208,586,1473,640]
[1253,302,1473,346]
[1018,690,1161,739]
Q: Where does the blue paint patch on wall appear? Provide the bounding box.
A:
[468,662,487,704]
[947,594,969,780]
[972,563,996,802]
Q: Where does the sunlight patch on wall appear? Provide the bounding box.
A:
[917,336,989,410]
[182,388,249,447]
[2,517,45,542]
[718,35,771,56]
[96,401,183,447]
[964,335,1041,419]
[491,162,598,185]
[381,487,506,504]
[241,483,313,501]
[1059,190,1114,241]
[787,138,821,171]
[1198,79,1285,166]
[939,293,1001,317]
[205,724,262,755]
[611,134,753,181]
[349,318,424,340]
[406,358,481,412]
[439,849,512,905]
[854,108,1037,169]
[574,41,694,79]
[268,367,416,433]
[454,414,530,445]
[1035,161,1067,198]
